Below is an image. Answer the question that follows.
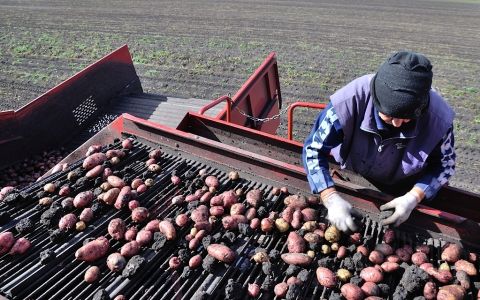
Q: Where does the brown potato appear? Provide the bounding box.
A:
[159,220,176,240]
[84,266,100,283]
[423,281,437,300]
[325,226,341,243]
[437,285,465,300]
[136,230,152,246]
[75,237,109,262]
[441,243,463,263]
[59,213,77,231]
[108,218,126,240]
[207,244,236,263]
[189,254,203,269]
[341,283,365,300]
[73,191,94,208]
[281,253,312,266]
[107,253,126,272]
[120,241,140,257]
[360,267,384,283]
[83,153,107,170]
[304,232,321,244]
[131,207,149,223]
[287,231,306,253]
[316,267,337,288]
[228,170,239,180]
[246,189,263,208]
[9,237,31,255]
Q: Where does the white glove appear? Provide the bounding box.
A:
[323,192,361,232]
[380,192,419,227]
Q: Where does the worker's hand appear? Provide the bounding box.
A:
[323,191,362,232]
[380,192,420,227]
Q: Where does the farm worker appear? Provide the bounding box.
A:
[303,51,455,231]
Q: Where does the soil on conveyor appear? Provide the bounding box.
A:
[0,0,478,193]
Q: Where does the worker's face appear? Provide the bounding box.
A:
[378,112,412,128]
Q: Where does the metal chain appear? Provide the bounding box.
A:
[234,104,291,123]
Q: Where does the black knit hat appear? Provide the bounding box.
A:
[372,51,432,119]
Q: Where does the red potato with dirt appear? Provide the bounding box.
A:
[316,267,337,288]
[108,218,126,240]
[360,267,384,283]
[59,213,77,231]
[274,282,288,298]
[0,232,15,255]
[75,237,109,262]
[9,237,31,255]
[131,207,149,223]
[115,186,132,209]
[246,189,263,208]
[120,241,140,257]
[107,253,126,272]
[73,191,93,208]
[102,187,120,205]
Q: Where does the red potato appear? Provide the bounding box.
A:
[361,282,380,296]
[122,138,133,149]
[73,191,94,208]
[316,267,337,288]
[171,195,185,205]
[200,191,212,203]
[189,254,203,269]
[102,167,113,180]
[250,218,260,230]
[124,227,138,241]
[136,184,147,194]
[274,282,288,298]
[86,144,102,156]
[455,259,477,276]
[209,195,223,206]
[207,244,236,264]
[83,152,107,170]
[441,243,463,263]
[245,207,256,221]
[287,276,302,286]
[103,188,120,205]
[159,220,176,240]
[282,207,295,223]
[131,207,149,223]
[149,149,162,160]
[194,221,212,231]
[260,218,274,232]
[108,218,126,240]
[115,186,132,210]
[369,250,385,265]
[420,263,435,275]
[191,205,209,223]
[107,176,126,188]
[437,285,466,300]
[381,261,399,273]
[287,231,306,253]
[291,210,303,229]
[84,266,100,283]
[222,190,238,208]
[304,232,321,244]
[189,237,202,250]
[209,206,224,216]
[281,253,312,266]
[349,232,362,244]
[204,176,219,188]
[416,244,431,255]
[341,283,365,300]
[175,214,189,227]
[86,165,104,178]
[195,188,206,197]
[247,283,261,297]
[432,269,453,284]
[360,267,384,283]
[382,229,395,244]
[411,252,428,266]
[59,213,77,231]
[145,158,156,166]
[222,215,247,230]
[375,243,393,256]
[107,253,126,272]
[9,237,31,255]
[80,208,94,223]
[246,189,263,208]
[120,241,140,257]
[307,195,319,205]
[386,255,400,263]
[357,245,369,257]
[131,178,144,190]
[136,230,153,246]
[284,194,308,209]
[230,203,246,215]
[58,185,71,196]
[395,247,411,263]
[337,246,347,259]
[423,281,437,300]
[280,186,289,194]
[468,252,477,263]
[142,220,159,232]
[106,149,126,159]
[301,208,318,221]
[75,237,109,262]
[171,176,181,185]
[128,200,140,210]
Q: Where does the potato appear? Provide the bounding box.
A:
[260,218,274,232]
[106,149,126,159]
[247,283,260,297]
[205,176,219,188]
[349,232,362,244]
[122,138,133,149]
[321,244,331,255]
[136,230,153,246]
[145,158,156,166]
[124,227,138,241]
[287,231,306,253]
[382,228,395,244]
[80,208,94,223]
[175,214,189,227]
[437,285,465,300]
[456,270,471,290]
[380,261,399,273]
[83,152,107,170]
[325,226,341,243]
[136,184,147,194]
[9,237,31,255]
[44,182,56,193]
[416,244,431,255]
[103,187,120,205]
[171,175,181,186]
[304,232,321,244]
[375,243,393,256]
[114,186,132,210]
[107,253,126,272]
[86,144,102,156]
[423,281,437,300]
[75,237,109,262]
[337,268,352,282]
[191,205,209,223]
[291,210,303,229]
[58,185,71,196]
[102,168,113,180]
[222,190,238,208]
[386,255,400,263]
[271,187,281,196]
[171,195,185,205]
[128,200,140,211]
[159,220,176,240]
[453,259,477,276]
[222,215,247,230]
[230,203,246,215]
[439,262,450,271]
[341,283,365,300]
[108,218,126,240]
[252,252,269,263]
[395,247,411,262]
[107,176,126,188]
[301,208,318,221]
[76,221,86,231]
[119,240,140,257]
[59,213,77,231]
[281,253,312,266]
[411,252,428,266]
[245,207,256,221]
[73,191,94,208]
[360,267,384,283]
[369,250,385,265]
[194,221,212,231]
[284,194,308,209]
[432,269,453,284]
[200,191,212,203]
[149,149,162,159]
[207,244,236,263]
[275,218,290,233]
[228,170,239,180]
[337,246,347,259]
[131,207,149,223]
[246,189,263,208]
[274,282,288,298]
[303,221,319,232]
[441,243,463,263]
[361,282,380,296]
[39,197,53,206]
[281,207,295,223]
[84,266,100,283]
[250,218,260,230]
[86,165,104,178]
[420,263,435,274]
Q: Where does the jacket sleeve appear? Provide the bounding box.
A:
[414,126,456,200]
[302,102,344,194]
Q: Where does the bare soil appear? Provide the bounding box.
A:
[0,0,479,193]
